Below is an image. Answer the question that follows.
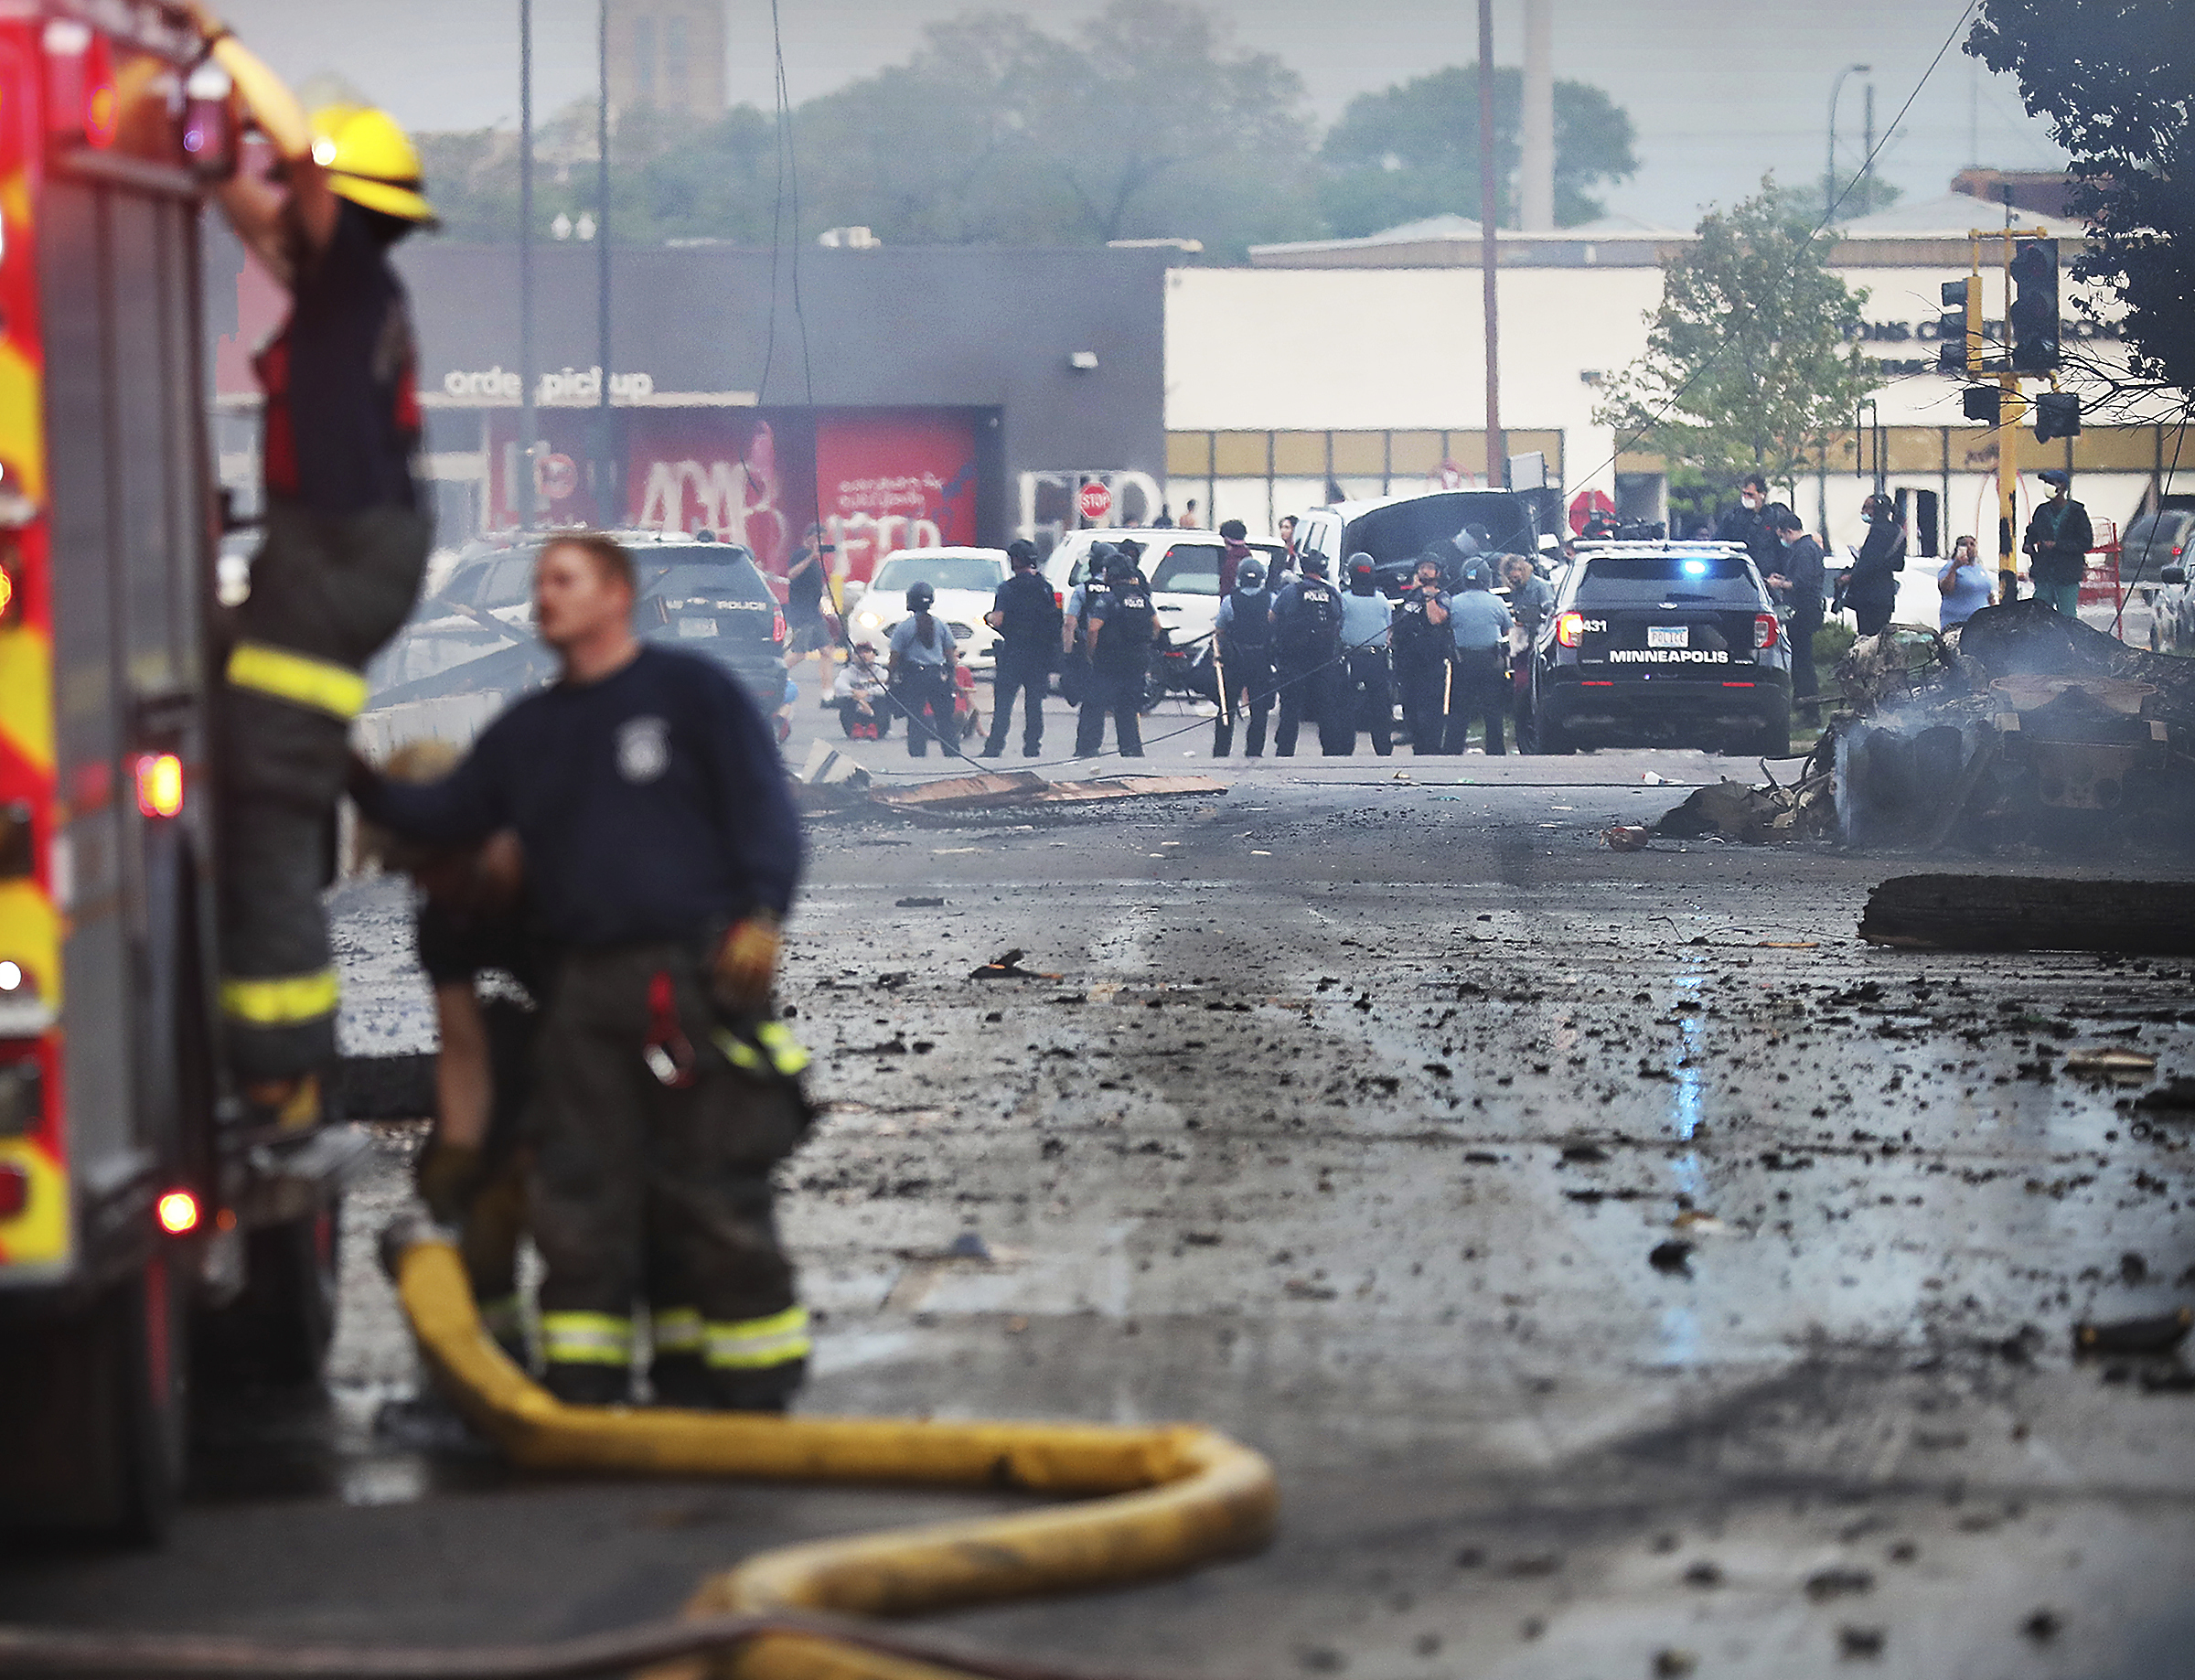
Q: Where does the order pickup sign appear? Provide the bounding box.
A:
[1076,481,1113,523]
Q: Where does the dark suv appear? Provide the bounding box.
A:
[1525,542,1793,755]
[369,533,788,711]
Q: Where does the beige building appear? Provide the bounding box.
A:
[605,0,724,123]
[1165,191,2188,565]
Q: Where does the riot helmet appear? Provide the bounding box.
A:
[1236,557,1267,591]
[1106,549,1141,583]
[1458,560,1494,592]
[905,580,936,612]
[1007,539,1038,570]
[1299,551,1329,577]
[1347,551,1377,594]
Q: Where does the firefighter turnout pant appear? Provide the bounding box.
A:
[1213,653,1274,757]
[219,502,431,1084]
[1396,654,1452,756]
[1074,662,1146,757]
[1341,649,1394,756]
[1445,647,1509,755]
[530,943,812,1411]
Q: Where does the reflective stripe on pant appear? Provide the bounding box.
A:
[220,501,431,1082]
[541,1310,634,1366]
[1342,649,1393,756]
[1446,648,1507,754]
[653,1305,704,1357]
[705,1305,812,1371]
[531,944,810,1411]
[1397,657,1450,755]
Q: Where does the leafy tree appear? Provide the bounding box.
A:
[1319,64,1637,236]
[1773,168,1905,228]
[1592,183,1879,495]
[1965,0,2194,395]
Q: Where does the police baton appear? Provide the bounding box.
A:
[1440,652,1454,725]
[1214,645,1232,726]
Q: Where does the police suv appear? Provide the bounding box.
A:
[1524,540,1793,756]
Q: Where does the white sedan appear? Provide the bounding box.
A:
[846,547,1011,669]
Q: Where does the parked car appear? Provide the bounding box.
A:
[1524,540,1793,756]
[367,531,787,713]
[2131,508,2195,651]
[1042,528,1285,650]
[846,547,1011,669]
[1291,489,1548,595]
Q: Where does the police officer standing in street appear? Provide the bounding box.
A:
[1339,555,1395,757]
[1392,553,1455,755]
[1061,543,1114,709]
[889,581,959,757]
[1270,551,1345,756]
[1212,556,1277,758]
[980,540,1058,758]
[190,4,438,1123]
[1446,561,1514,754]
[1076,548,1158,757]
[353,532,812,1411]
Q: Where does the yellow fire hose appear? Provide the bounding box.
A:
[389,1227,1279,1680]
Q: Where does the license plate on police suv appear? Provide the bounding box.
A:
[1647,625,1689,649]
[678,616,715,637]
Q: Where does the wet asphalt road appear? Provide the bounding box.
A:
[5,696,2195,1680]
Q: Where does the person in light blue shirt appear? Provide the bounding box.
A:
[1338,554,1395,755]
[1938,534,1993,629]
[1447,562,1513,754]
[887,583,958,757]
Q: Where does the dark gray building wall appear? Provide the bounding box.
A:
[396,241,1170,524]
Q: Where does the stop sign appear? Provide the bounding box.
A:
[1076,480,1113,524]
[1568,488,1616,534]
[535,451,579,502]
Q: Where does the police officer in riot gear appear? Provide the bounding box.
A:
[1339,553,1395,756]
[1269,551,1345,756]
[1061,542,1115,708]
[1212,555,1277,757]
[1446,560,1514,754]
[1075,549,1157,757]
[1392,552,1454,754]
[889,580,958,756]
[981,539,1059,757]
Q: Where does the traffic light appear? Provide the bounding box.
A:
[2034,391,2082,444]
[1937,279,1974,374]
[2008,240,2061,372]
[1963,386,2002,423]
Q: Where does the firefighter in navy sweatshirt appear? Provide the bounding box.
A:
[355,533,811,1411]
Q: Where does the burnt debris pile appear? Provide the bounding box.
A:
[1835,601,2195,852]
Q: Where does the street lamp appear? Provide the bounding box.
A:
[1824,63,1870,221]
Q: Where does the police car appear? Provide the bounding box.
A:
[1523,540,1793,756]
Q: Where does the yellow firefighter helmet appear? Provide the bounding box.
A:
[308,105,438,226]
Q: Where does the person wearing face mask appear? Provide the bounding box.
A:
[1836,494,1907,638]
[1765,507,1827,719]
[1714,473,1780,581]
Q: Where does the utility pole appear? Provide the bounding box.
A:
[594,0,615,526]
[1861,80,1875,207]
[1519,0,1554,232]
[517,0,535,531]
[1476,0,1504,487]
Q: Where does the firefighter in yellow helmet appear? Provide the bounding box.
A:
[188,7,438,1122]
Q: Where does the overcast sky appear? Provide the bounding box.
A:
[216,0,2067,228]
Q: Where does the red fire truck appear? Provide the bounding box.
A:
[0,2,353,1538]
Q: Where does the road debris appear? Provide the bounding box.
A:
[1603,824,1653,851]
[1837,1626,1887,1660]
[1648,1240,1694,1276]
[2073,1308,2191,1356]
[2061,1046,2158,1084]
[1859,874,2195,953]
[1805,1568,1875,1601]
[895,896,947,909]
[969,950,1062,981]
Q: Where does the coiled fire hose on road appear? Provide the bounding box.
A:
[0,1225,1279,1680]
